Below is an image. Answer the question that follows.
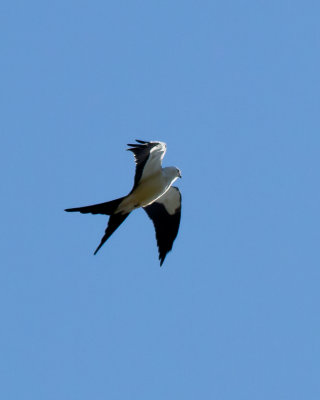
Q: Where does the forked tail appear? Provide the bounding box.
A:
[65,196,130,254]
[93,212,130,254]
[65,196,126,215]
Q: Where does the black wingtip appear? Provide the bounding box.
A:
[127,140,148,147]
[135,139,148,144]
[127,144,144,149]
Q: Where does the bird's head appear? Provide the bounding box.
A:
[164,166,182,182]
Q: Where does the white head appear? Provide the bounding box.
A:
[163,166,182,183]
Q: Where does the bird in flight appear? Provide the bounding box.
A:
[65,140,182,266]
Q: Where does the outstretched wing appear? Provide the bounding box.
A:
[127,140,167,191]
[143,186,181,266]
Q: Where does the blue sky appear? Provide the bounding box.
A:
[1,1,320,399]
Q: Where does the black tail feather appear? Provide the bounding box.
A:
[65,196,125,216]
[94,213,130,254]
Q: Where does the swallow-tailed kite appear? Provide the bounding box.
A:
[65,140,182,266]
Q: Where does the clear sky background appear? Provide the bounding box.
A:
[1,1,320,399]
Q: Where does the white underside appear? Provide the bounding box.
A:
[116,170,177,214]
[155,186,180,215]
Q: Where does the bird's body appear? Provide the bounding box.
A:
[118,167,178,213]
[65,140,182,266]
